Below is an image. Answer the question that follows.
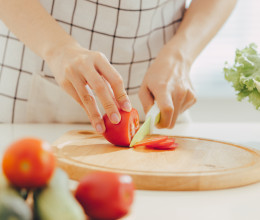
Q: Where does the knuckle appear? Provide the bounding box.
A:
[65,72,75,81]
[103,101,115,111]
[73,56,84,65]
[93,51,106,60]
[64,65,71,74]
[154,82,167,90]
[93,81,105,93]
[187,89,197,105]
[113,75,124,86]
[178,88,187,98]
[161,105,174,115]
[73,55,90,67]
[60,80,70,89]
[89,112,102,122]
[64,65,74,78]
[116,92,127,102]
[157,122,168,129]
[82,93,95,104]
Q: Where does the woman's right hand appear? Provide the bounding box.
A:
[45,42,132,133]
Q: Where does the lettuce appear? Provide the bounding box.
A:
[224,43,260,110]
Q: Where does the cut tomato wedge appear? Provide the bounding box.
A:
[145,138,176,150]
[133,136,169,147]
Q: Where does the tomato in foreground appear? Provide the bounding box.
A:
[75,172,134,220]
[103,108,139,146]
[2,138,55,189]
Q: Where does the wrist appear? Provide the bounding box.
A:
[164,35,194,69]
[159,39,192,76]
[43,36,79,64]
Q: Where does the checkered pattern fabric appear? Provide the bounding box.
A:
[0,0,185,123]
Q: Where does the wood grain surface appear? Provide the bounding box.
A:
[52,130,260,191]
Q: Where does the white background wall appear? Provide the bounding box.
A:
[188,0,260,122]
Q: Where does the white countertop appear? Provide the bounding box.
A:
[1,122,260,220]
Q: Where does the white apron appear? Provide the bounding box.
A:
[0,0,189,123]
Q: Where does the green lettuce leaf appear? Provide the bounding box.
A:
[224,43,260,110]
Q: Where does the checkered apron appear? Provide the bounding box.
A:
[0,0,185,123]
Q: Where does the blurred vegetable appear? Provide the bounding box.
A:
[224,43,260,109]
[75,172,134,220]
[34,168,85,220]
[0,173,33,220]
[2,137,55,189]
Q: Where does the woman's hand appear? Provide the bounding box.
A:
[46,42,132,133]
[139,46,196,129]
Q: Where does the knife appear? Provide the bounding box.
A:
[129,102,161,147]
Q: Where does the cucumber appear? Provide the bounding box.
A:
[0,173,33,220]
[34,168,85,220]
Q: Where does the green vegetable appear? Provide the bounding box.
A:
[34,168,85,220]
[224,43,260,109]
[0,173,33,220]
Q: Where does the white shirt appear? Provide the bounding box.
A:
[0,0,186,123]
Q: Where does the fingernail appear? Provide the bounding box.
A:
[95,123,104,133]
[111,113,121,124]
[122,101,132,112]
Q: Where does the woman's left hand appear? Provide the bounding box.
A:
[139,46,196,129]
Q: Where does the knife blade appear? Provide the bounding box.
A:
[129,102,161,147]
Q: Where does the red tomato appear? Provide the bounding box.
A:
[2,138,55,189]
[133,136,169,147]
[75,172,134,220]
[151,143,179,150]
[103,108,139,146]
[146,138,178,150]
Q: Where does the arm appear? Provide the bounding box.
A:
[0,0,132,131]
[169,0,237,64]
[139,0,237,128]
[0,0,73,60]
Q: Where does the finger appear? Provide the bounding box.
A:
[138,85,154,114]
[95,55,132,112]
[70,76,106,133]
[169,91,186,128]
[153,90,174,128]
[63,82,103,129]
[79,65,121,124]
[102,76,120,109]
[180,89,197,113]
[61,80,84,108]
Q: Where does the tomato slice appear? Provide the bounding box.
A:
[133,136,169,147]
[152,143,178,150]
[145,138,177,150]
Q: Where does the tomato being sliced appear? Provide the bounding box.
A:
[103,108,139,147]
[145,138,177,150]
[133,136,169,147]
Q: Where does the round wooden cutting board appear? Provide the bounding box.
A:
[52,130,260,191]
